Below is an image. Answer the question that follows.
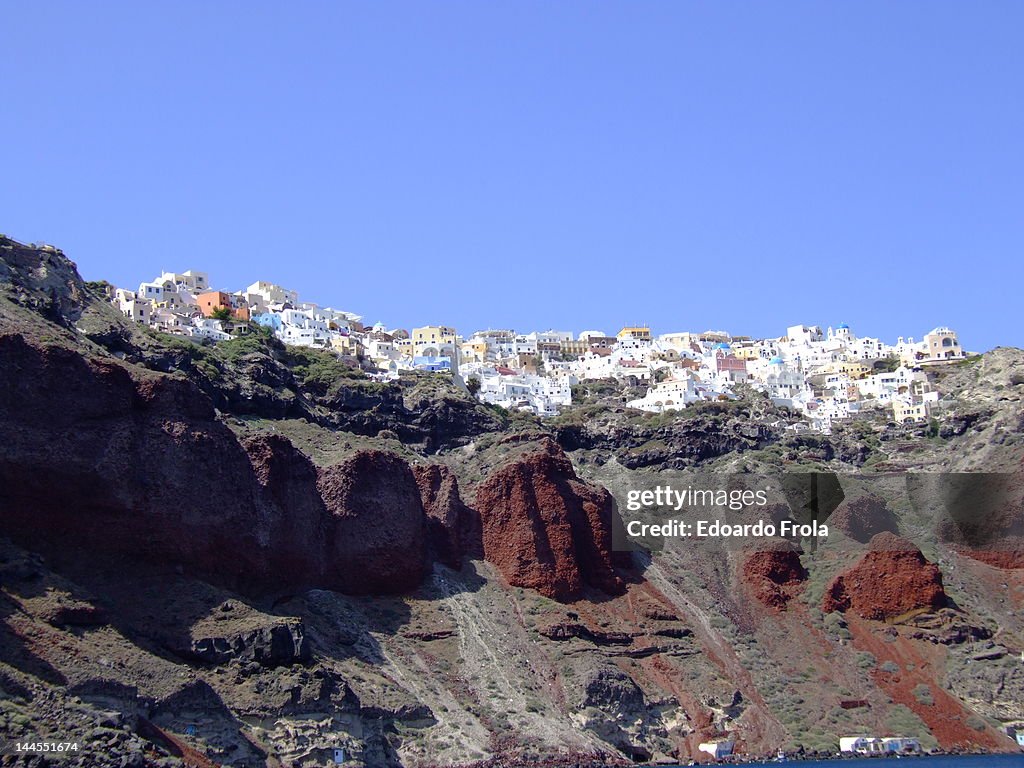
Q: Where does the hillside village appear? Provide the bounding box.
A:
[107,266,969,433]
[4,239,1023,765]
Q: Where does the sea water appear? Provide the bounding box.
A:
[731,755,1024,767]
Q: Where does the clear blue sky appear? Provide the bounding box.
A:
[3,3,1021,350]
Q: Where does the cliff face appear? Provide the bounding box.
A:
[0,332,430,596]
[318,451,428,594]
[0,239,90,326]
[0,325,637,603]
[413,463,482,567]
[553,400,786,470]
[241,433,331,584]
[0,332,272,588]
[474,440,628,602]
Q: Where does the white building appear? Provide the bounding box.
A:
[157,270,209,293]
[473,368,573,417]
[114,290,152,324]
[786,324,823,346]
[244,280,299,310]
[697,740,734,759]
[192,318,231,341]
[760,357,812,407]
[856,365,925,401]
[626,374,702,413]
[839,736,920,755]
[137,281,165,303]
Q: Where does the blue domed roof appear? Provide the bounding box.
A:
[769,356,784,364]
[714,342,731,349]
[837,323,850,330]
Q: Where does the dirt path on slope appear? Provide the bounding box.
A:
[643,560,788,752]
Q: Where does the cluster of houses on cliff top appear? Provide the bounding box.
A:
[107,269,968,432]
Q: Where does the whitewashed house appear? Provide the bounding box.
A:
[626,374,701,413]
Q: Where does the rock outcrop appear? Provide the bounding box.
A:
[555,401,784,470]
[242,433,333,584]
[742,539,807,610]
[317,450,428,594]
[475,440,629,602]
[413,463,481,567]
[0,327,637,602]
[957,535,1024,569]
[821,532,947,620]
[189,620,311,667]
[0,239,90,326]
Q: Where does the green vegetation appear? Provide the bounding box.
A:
[952,354,983,368]
[823,611,851,640]
[912,684,934,706]
[569,378,621,405]
[856,651,877,669]
[480,400,544,432]
[839,418,882,447]
[285,346,367,392]
[84,279,112,296]
[884,705,937,747]
[207,331,276,362]
[965,715,987,732]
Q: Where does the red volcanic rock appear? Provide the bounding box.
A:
[829,494,899,544]
[743,539,807,610]
[317,450,427,594]
[474,440,628,602]
[958,535,1024,569]
[0,333,629,601]
[0,333,429,596]
[412,463,481,567]
[821,532,946,620]
[242,433,330,583]
[0,333,271,587]
[822,578,851,613]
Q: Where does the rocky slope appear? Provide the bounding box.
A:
[2,237,1024,766]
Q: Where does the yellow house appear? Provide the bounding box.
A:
[412,325,457,357]
[330,334,363,357]
[394,337,414,358]
[617,326,651,341]
[922,327,965,362]
[461,339,489,364]
[893,399,931,424]
[822,361,872,380]
[731,346,761,361]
